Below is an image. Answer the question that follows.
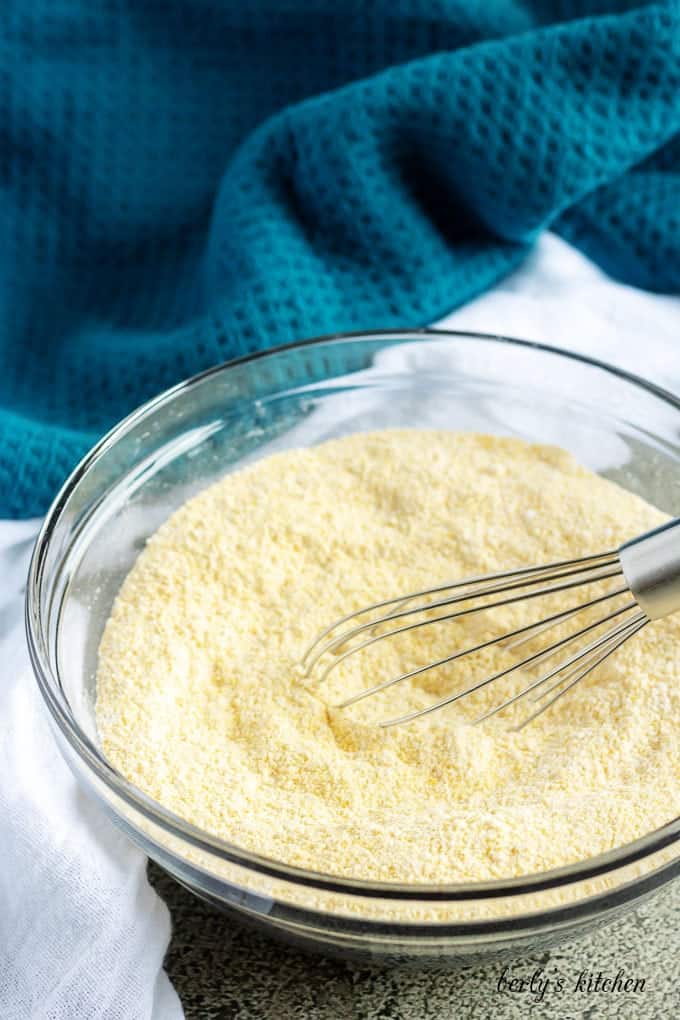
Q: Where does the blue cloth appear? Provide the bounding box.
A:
[2,2,679,517]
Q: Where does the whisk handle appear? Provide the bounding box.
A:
[619,517,680,621]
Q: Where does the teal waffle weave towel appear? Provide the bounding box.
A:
[2,2,679,517]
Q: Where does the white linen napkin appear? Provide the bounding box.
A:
[0,521,182,1020]
[0,233,677,1018]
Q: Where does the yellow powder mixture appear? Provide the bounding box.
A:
[95,430,680,883]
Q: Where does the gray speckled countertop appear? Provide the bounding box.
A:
[149,864,679,1019]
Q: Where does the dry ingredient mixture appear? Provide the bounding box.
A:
[96,430,680,883]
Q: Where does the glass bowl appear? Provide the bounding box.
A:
[26,330,680,965]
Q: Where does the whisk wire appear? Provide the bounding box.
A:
[301,517,680,726]
[470,607,642,726]
[379,604,642,728]
[308,565,624,684]
[337,587,631,710]
[513,617,647,730]
[302,550,618,673]
[528,616,643,705]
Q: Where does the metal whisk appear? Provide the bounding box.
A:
[302,519,680,729]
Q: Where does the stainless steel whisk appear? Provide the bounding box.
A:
[301,519,680,729]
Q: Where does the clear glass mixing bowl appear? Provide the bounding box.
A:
[26,330,680,964]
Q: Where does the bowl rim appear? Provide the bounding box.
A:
[25,327,680,903]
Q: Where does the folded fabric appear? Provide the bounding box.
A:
[0,520,182,1020]
[1,1,679,517]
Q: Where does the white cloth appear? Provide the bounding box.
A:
[0,525,182,1019]
[439,233,680,389]
[0,233,678,1019]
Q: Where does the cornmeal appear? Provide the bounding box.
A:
[95,430,680,883]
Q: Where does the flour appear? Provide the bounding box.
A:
[95,430,680,882]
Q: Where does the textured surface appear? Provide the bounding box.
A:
[2,1,680,517]
[149,863,679,1019]
[96,430,680,888]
